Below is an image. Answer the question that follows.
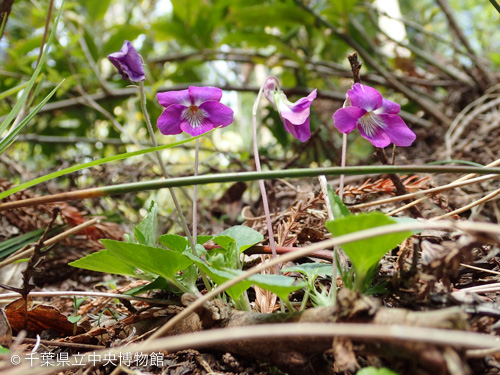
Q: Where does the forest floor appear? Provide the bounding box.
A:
[0,118,499,375]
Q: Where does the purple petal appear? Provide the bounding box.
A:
[107,41,145,82]
[180,118,215,136]
[279,89,317,125]
[264,76,279,106]
[283,118,311,142]
[375,98,400,115]
[347,83,382,112]
[199,101,234,127]
[156,104,185,135]
[358,122,391,148]
[188,86,222,106]
[379,114,416,146]
[333,107,365,134]
[157,89,191,108]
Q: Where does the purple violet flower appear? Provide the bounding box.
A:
[107,41,145,83]
[264,77,317,143]
[156,86,234,136]
[333,83,416,147]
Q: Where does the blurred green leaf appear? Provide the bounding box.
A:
[103,25,145,56]
[229,4,314,28]
[85,0,112,22]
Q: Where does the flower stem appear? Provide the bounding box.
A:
[193,139,200,244]
[338,133,348,200]
[252,80,278,272]
[138,82,197,255]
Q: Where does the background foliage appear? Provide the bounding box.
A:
[1,0,499,224]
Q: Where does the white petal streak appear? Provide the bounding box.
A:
[358,112,386,137]
[182,106,207,128]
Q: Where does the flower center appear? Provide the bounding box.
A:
[358,112,386,138]
[182,105,206,127]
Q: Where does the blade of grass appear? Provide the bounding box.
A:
[0,131,209,200]
[427,159,484,167]
[0,81,30,101]
[0,80,65,153]
[0,228,45,259]
[1,165,499,211]
[0,1,63,136]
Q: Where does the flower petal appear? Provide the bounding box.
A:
[333,107,365,134]
[347,83,382,112]
[283,118,311,142]
[107,41,145,82]
[180,118,215,136]
[375,98,400,115]
[379,114,416,146]
[264,76,279,106]
[188,86,223,106]
[199,101,234,127]
[279,89,317,125]
[156,104,185,135]
[157,90,191,108]
[357,122,391,148]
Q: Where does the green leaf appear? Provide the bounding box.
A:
[327,185,352,218]
[69,250,139,278]
[101,240,193,282]
[134,201,158,246]
[282,263,333,283]
[325,212,412,290]
[124,276,170,295]
[0,228,46,259]
[197,235,213,245]
[357,367,400,375]
[158,234,188,253]
[208,238,238,270]
[214,225,264,254]
[249,273,307,302]
[185,253,305,303]
[0,132,209,200]
[67,315,82,324]
[0,345,9,354]
[185,252,251,301]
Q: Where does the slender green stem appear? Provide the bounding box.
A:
[138,82,197,256]
[0,10,8,40]
[339,133,348,200]
[1,166,499,212]
[332,132,348,305]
